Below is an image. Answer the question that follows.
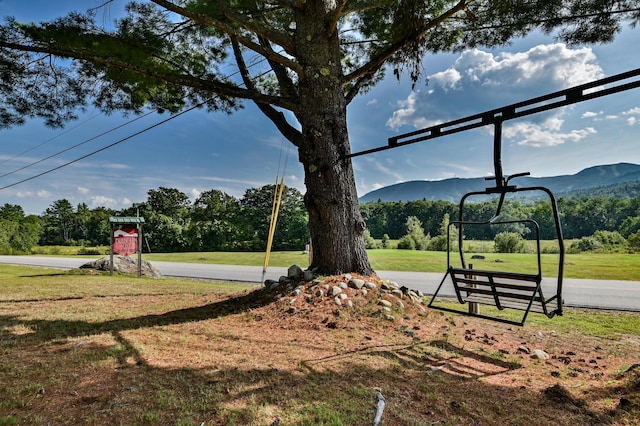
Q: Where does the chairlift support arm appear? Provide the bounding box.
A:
[345,67,640,162]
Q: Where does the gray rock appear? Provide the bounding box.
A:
[378,300,392,308]
[287,264,304,279]
[391,289,403,298]
[396,300,405,310]
[365,282,377,290]
[384,314,395,321]
[518,345,531,354]
[303,270,314,281]
[334,297,343,306]
[361,288,368,297]
[532,349,549,360]
[80,256,162,278]
[329,286,343,296]
[349,278,365,289]
[315,289,324,297]
[338,282,348,290]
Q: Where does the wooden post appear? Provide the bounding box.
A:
[468,263,480,314]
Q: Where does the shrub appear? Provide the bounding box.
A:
[628,230,640,252]
[381,234,391,249]
[494,232,525,253]
[364,230,382,249]
[397,234,416,250]
[397,216,429,250]
[570,236,603,252]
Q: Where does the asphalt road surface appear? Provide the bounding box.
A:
[0,255,638,312]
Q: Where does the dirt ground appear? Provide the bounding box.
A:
[1,272,639,425]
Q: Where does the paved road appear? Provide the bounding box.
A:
[0,256,638,312]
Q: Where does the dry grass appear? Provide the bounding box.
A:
[1,266,639,425]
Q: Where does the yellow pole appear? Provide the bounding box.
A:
[262,178,285,281]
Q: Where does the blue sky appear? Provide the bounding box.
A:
[1,1,639,215]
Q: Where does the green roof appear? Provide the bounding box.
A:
[109,216,145,224]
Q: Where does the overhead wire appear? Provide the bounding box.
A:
[0,110,155,179]
[0,48,275,191]
[0,103,202,191]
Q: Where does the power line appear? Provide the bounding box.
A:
[0,112,100,167]
[0,103,202,191]
[0,110,155,179]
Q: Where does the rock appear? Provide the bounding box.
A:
[361,288,368,297]
[303,270,314,281]
[80,256,162,278]
[365,282,377,290]
[334,297,343,306]
[343,273,353,281]
[338,282,348,290]
[518,345,531,354]
[329,286,343,296]
[471,255,485,259]
[396,300,405,310]
[315,289,324,297]
[278,276,291,284]
[287,264,304,279]
[378,300,392,308]
[384,314,395,321]
[391,289,403,298]
[532,349,550,360]
[348,278,365,289]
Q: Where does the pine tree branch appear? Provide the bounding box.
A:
[231,39,303,147]
[149,0,302,75]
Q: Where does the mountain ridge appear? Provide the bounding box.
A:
[358,163,640,203]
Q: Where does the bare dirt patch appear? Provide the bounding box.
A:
[1,273,639,425]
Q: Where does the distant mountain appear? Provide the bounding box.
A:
[358,163,640,203]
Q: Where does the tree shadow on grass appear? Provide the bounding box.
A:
[0,287,273,346]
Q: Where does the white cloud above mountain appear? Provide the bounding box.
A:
[386,43,606,149]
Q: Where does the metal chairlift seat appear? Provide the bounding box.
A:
[428,170,566,326]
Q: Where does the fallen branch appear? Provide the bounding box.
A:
[372,388,386,426]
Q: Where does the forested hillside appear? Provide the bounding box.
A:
[359,163,640,203]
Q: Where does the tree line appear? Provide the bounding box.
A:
[0,185,309,254]
[1,189,640,255]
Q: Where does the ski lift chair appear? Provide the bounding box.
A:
[428,122,565,326]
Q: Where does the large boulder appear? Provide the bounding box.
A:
[80,255,162,278]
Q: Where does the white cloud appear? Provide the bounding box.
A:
[90,196,117,207]
[504,117,597,147]
[37,190,51,198]
[387,43,604,131]
[581,111,600,119]
[189,188,201,200]
[77,187,90,194]
[623,107,640,115]
[627,117,637,125]
[386,92,443,130]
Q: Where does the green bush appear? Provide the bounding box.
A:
[570,236,603,252]
[397,234,416,250]
[494,232,525,253]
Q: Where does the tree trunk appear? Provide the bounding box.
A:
[295,2,374,276]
